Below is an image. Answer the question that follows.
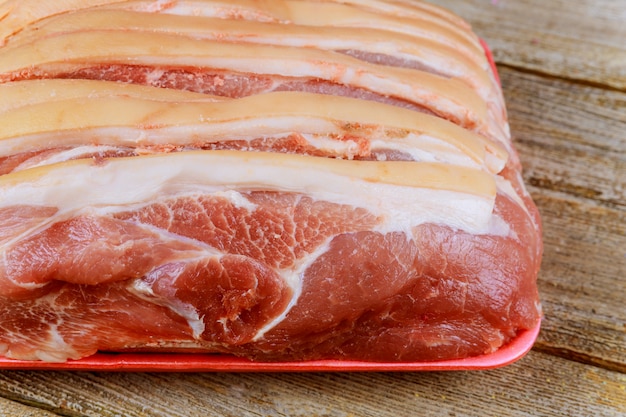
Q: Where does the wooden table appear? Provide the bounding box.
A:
[0,1,624,415]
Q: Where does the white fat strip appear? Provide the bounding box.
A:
[0,79,225,114]
[486,213,512,238]
[369,133,481,167]
[1,125,492,172]
[0,29,487,135]
[299,133,362,159]
[129,272,206,339]
[299,132,482,167]
[13,145,124,172]
[211,190,258,211]
[0,151,496,236]
[122,0,279,21]
[0,120,341,159]
[0,90,504,173]
[251,237,333,340]
[133,0,481,61]
[495,175,532,218]
[31,8,492,100]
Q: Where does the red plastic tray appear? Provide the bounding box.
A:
[0,40,540,371]
[0,322,540,372]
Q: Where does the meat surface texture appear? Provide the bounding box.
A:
[0,0,542,363]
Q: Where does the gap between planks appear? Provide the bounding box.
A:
[497,62,626,94]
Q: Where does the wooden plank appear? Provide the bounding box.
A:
[532,192,626,371]
[0,351,624,417]
[436,0,626,90]
[496,66,626,371]
[0,397,59,417]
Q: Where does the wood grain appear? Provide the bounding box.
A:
[496,66,626,371]
[0,351,624,417]
[0,397,58,417]
[437,0,626,90]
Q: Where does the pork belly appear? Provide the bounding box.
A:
[0,0,542,363]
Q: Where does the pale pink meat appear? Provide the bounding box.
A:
[0,189,541,361]
[339,49,450,78]
[0,206,58,244]
[242,192,541,361]
[2,65,453,123]
[113,193,381,269]
[60,67,275,98]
